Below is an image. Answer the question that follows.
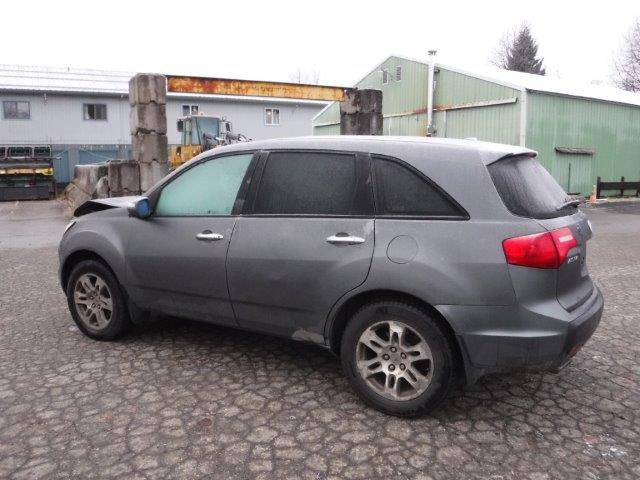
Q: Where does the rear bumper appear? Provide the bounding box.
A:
[437,286,604,384]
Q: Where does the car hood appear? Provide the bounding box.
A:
[74,195,142,217]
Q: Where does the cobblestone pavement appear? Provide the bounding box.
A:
[0,200,639,479]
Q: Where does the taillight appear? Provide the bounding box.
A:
[503,227,578,269]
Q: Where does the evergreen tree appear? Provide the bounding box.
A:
[492,24,546,76]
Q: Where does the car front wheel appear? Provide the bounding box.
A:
[66,259,130,341]
[341,301,455,417]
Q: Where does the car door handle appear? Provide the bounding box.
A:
[196,231,224,242]
[326,234,365,245]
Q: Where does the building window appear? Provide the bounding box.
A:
[265,108,280,126]
[3,101,30,119]
[182,104,199,116]
[382,69,389,84]
[83,103,107,120]
[396,66,402,81]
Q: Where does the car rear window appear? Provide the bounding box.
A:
[488,155,576,219]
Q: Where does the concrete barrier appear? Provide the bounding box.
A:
[128,74,167,106]
[64,163,109,208]
[108,160,140,197]
[340,89,383,135]
[132,133,168,164]
[130,73,169,191]
[129,104,167,135]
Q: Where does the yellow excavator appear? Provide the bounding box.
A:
[170,114,250,169]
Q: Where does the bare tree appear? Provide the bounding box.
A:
[288,68,320,84]
[613,18,640,92]
[490,24,545,75]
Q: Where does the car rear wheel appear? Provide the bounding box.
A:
[66,260,130,341]
[341,301,455,417]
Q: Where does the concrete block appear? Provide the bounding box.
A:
[340,88,383,135]
[95,176,110,198]
[340,89,382,115]
[64,182,91,208]
[130,104,167,135]
[132,133,168,164]
[139,160,170,192]
[70,164,108,196]
[108,160,140,196]
[357,89,383,113]
[340,111,383,135]
[129,74,167,106]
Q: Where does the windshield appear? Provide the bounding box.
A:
[488,155,577,219]
[193,117,220,144]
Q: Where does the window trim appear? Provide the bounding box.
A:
[149,150,260,218]
[3,100,30,120]
[182,104,199,116]
[382,69,389,84]
[83,103,108,121]
[371,154,469,221]
[243,149,374,218]
[264,108,280,126]
[395,65,402,82]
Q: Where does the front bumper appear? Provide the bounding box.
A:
[437,286,604,384]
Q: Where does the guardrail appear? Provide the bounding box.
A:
[596,176,640,199]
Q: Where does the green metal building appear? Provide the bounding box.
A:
[313,55,640,196]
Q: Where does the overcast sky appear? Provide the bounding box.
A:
[4,0,639,87]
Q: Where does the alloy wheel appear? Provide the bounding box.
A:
[356,320,434,401]
[73,273,113,331]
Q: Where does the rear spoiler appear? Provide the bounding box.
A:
[483,149,537,166]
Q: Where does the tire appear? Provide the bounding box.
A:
[340,301,455,417]
[65,259,131,341]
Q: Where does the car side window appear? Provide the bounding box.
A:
[373,157,463,217]
[252,151,370,215]
[155,153,253,216]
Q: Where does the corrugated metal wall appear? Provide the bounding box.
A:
[313,56,429,135]
[357,57,429,116]
[435,103,521,145]
[527,92,640,196]
[313,58,522,142]
[433,69,522,145]
[434,69,520,106]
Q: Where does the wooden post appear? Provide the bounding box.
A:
[621,176,625,197]
[596,176,602,199]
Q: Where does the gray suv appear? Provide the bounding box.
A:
[59,136,603,416]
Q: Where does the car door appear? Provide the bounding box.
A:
[125,152,256,325]
[226,150,375,341]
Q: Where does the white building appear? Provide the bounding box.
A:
[0,65,335,183]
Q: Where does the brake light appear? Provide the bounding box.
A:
[503,227,578,269]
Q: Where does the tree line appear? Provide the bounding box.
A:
[491,20,640,92]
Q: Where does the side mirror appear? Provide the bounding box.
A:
[128,197,152,219]
[177,119,184,132]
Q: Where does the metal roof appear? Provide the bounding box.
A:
[0,64,131,94]
[0,64,330,105]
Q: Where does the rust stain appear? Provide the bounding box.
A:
[167,76,346,102]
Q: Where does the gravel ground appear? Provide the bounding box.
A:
[0,199,638,480]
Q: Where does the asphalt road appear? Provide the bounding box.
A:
[0,199,639,479]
